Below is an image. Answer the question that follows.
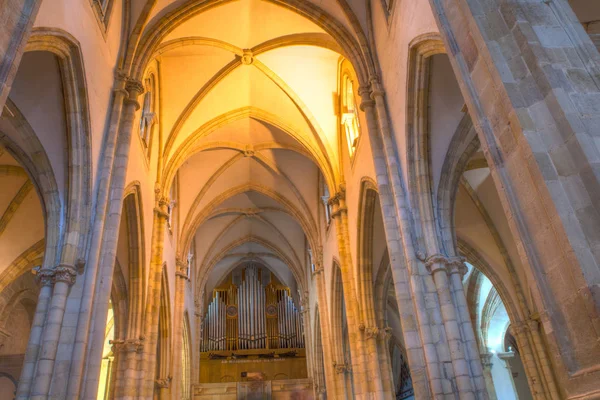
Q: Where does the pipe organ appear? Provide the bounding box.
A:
[201,265,304,352]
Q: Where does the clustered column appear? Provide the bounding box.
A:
[311,251,342,399]
[17,265,77,400]
[140,193,170,398]
[170,257,190,400]
[330,191,385,399]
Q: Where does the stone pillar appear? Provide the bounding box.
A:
[155,377,171,400]
[193,304,202,386]
[140,195,169,398]
[311,254,342,399]
[481,353,498,400]
[427,0,600,395]
[79,77,145,400]
[66,74,141,400]
[376,327,395,398]
[424,255,481,398]
[171,258,189,400]
[111,338,144,399]
[359,85,440,399]
[329,192,381,399]
[0,0,42,108]
[16,272,54,399]
[30,265,78,399]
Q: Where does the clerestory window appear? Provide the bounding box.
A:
[341,75,360,158]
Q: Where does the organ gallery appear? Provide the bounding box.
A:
[199,264,308,385]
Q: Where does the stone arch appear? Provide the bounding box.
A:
[355,177,379,323]
[405,32,446,253]
[435,113,478,256]
[162,108,337,196]
[180,184,319,269]
[122,183,146,336]
[0,103,61,271]
[127,0,373,87]
[24,27,93,266]
[196,234,307,306]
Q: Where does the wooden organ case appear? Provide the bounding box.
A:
[198,264,308,385]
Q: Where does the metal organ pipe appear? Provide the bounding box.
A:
[200,265,306,354]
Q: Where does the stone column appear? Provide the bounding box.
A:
[481,353,498,400]
[66,74,141,400]
[111,338,144,399]
[16,271,54,399]
[376,327,395,398]
[171,258,189,400]
[30,265,78,399]
[155,377,171,400]
[80,77,145,400]
[312,254,342,399]
[359,86,440,399]
[193,304,202,386]
[140,194,169,398]
[428,0,600,395]
[330,192,379,399]
[0,0,42,108]
[424,255,481,398]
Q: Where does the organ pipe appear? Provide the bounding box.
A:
[201,264,304,352]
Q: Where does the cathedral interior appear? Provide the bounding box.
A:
[0,0,599,399]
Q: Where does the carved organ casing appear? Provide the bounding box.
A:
[201,264,304,352]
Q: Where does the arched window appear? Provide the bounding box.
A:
[139,75,157,148]
[341,75,360,157]
[97,300,114,400]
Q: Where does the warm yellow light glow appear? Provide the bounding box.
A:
[342,75,360,157]
[97,301,114,400]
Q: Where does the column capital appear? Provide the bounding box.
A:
[32,264,77,286]
[423,253,467,277]
[333,362,351,374]
[54,264,78,285]
[481,352,494,369]
[155,376,172,389]
[176,257,189,280]
[110,337,145,354]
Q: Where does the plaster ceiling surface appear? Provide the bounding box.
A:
[145,0,356,302]
[146,0,359,45]
[0,151,44,276]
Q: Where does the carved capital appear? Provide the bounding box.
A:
[333,362,351,374]
[311,266,324,277]
[481,352,494,369]
[155,376,172,389]
[125,78,145,98]
[33,264,77,286]
[424,254,467,277]
[111,337,144,354]
[33,267,55,287]
[54,264,78,285]
[424,254,449,275]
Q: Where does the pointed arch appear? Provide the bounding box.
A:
[24,27,93,266]
[122,182,146,336]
